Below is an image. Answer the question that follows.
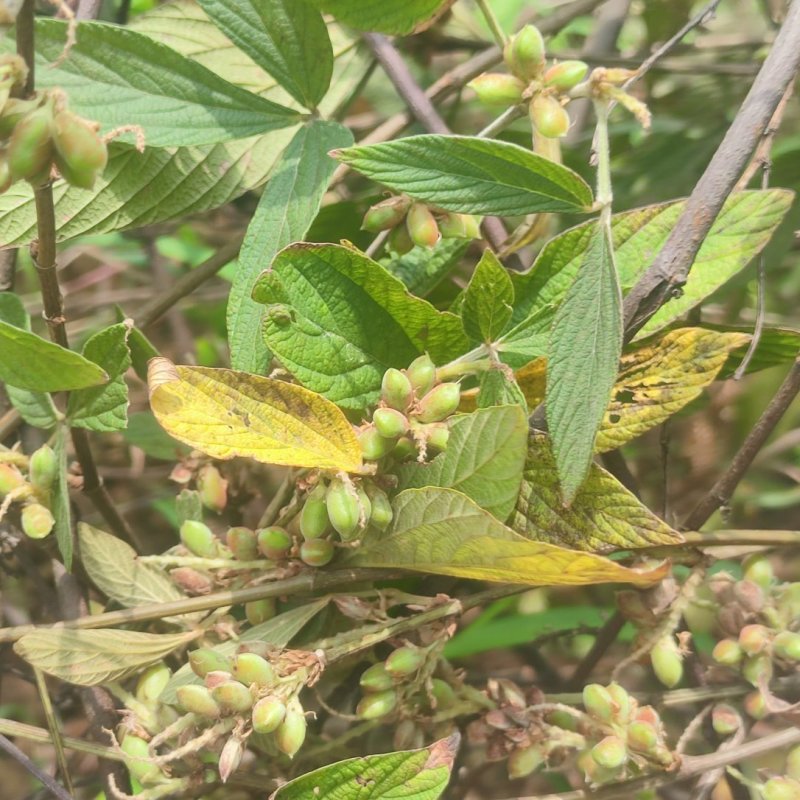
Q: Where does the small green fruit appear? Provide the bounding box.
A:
[176,684,221,718]
[359,425,396,461]
[382,368,413,411]
[504,25,546,80]
[543,60,589,91]
[21,503,54,539]
[591,736,627,769]
[226,527,258,561]
[406,354,437,396]
[416,383,460,423]
[763,777,800,800]
[189,647,232,678]
[359,661,394,693]
[180,520,218,558]
[711,704,739,737]
[583,684,614,722]
[406,203,440,249]
[743,553,774,588]
[299,538,335,567]
[196,464,227,513]
[743,690,767,720]
[392,436,417,460]
[438,212,480,240]
[650,636,683,688]
[120,734,162,785]
[365,484,393,531]
[245,598,277,626]
[385,646,424,677]
[232,652,275,687]
[389,223,414,255]
[212,680,254,714]
[325,478,360,539]
[251,696,286,734]
[28,445,57,492]
[773,631,800,661]
[300,485,330,540]
[136,663,171,704]
[742,653,773,687]
[430,678,457,709]
[51,110,107,190]
[713,638,744,666]
[0,97,40,139]
[0,463,26,495]
[257,526,292,560]
[739,624,771,655]
[508,744,545,779]
[530,94,570,139]
[357,688,397,719]
[468,72,525,106]
[275,704,307,757]
[362,195,411,232]
[627,721,658,753]
[786,744,800,780]
[8,104,53,185]
[607,682,632,724]
[373,408,409,439]
[394,719,423,750]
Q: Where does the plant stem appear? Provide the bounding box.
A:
[0,717,123,761]
[477,104,527,138]
[593,100,613,216]
[476,0,508,48]
[33,667,75,797]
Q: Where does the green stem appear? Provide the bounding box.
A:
[436,356,492,382]
[477,104,526,138]
[0,717,125,761]
[593,99,613,216]
[475,0,508,47]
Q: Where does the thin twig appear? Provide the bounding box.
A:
[33,666,75,796]
[566,611,625,689]
[0,718,124,761]
[475,0,508,48]
[0,732,75,800]
[477,104,527,139]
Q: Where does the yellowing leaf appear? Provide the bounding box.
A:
[148,358,362,472]
[511,434,683,552]
[348,488,667,587]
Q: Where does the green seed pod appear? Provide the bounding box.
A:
[326,478,360,539]
[392,436,417,460]
[406,203,440,249]
[607,682,632,724]
[136,663,171,704]
[245,598,277,626]
[711,704,740,737]
[180,520,219,558]
[0,97,40,139]
[360,661,394,693]
[743,690,767,720]
[743,553,774,588]
[232,652,275,687]
[530,94,570,139]
[438,212,468,240]
[546,709,578,732]
[275,704,307,757]
[362,195,411,232]
[300,538,335,567]
[430,678,457,710]
[591,735,628,770]
[8,103,53,185]
[120,734,162,785]
[300,485,330,540]
[713,638,744,666]
[742,653,773,687]
[0,463,26,495]
[406,354,437,396]
[365,484,393,531]
[627,721,658,753]
[21,503,54,539]
[176,684,221,719]
[389,223,414,255]
[196,464,227,513]
[583,683,614,722]
[373,408,409,440]
[739,624,771,655]
[226,527,258,561]
[357,688,398,720]
[504,24,546,80]
[773,631,800,661]
[359,425,396,461]
[416,383,461,423]
[212,680,254,714]
[257,526,292,560]
[508,743,545,779]
[28,444,57,492]
[543,60,589,91]
[382,368,414,411]
[51,110,108,190]
[467,72,525,106]
[189,647,232,678]
[385,646,424,677]
[251,696,286,734]
[650,636,683,688]
[787,744,800,780]
[218,735,244,784]
[763,777,800,800]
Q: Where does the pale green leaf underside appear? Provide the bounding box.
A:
[307,0,455,35]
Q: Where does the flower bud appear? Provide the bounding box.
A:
[299,538,335,567]
[591,736,627,769]
[232,652,275,687]
[763,777,800,800]
[361,195,411,232]
[326,478,360,539]
[406,203,440,249]
[468,72,525,106]
[773,631,800,662]
[170,566,214,595]
[275,703,307,757]
[431,678,457,710]
[28,445,57,492]
[373,408,409,440]
[598,67,637,85]
[8,103,53,185]
[742,653,773,687]
[226,527,258,561]
[360,661,394,693]
[365,484,393,531]
[189,647,232,678]
[382,368,413,411]
[416,382,460,423]
[51,110,107,190]
[300,485,330,540]
[359,425,396,461]
[607,682,632,724]
[508,743,545,779]
[389,223,414,255]
[544,60,589,91]
[257,526,292,560]
[180,520,219,558]
[357,688,398,719]
[385,646,424,676]
[0,463,26,496]
[136,663,171,704]
[711,704,739,737]
[176,684,221,718]
[218,735,244,783]
[650,636,683,688]
[743,690,767,720]
[743,553,774,588]
[197,464,227,513]
[504,25,546,80]
[627,721,658,753]
[120,734,162,785]
[212,680,254,714]
[245,598,277,626]
[530,94,570,139]
[583,684,614,722]
[251,696,286,734]
[21,503,54,539]
[739,624,771,655]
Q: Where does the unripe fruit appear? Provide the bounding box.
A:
[734,579,765,613]
[257,526,292,560]
[607,682,632,724]
[468,73,525,106]
[28,445,57,492]
[583,684,614,722]
[504,25,546,80]
[275,705,307,757]
[739,624,771,655]
[591,736,627,769]
[366,485,393,531]
[742,653,773,687]
[389,223,414,255]
[204,669,232,690]
[8,104,53,184]
[508,743,545,779]
[251,696,286,734]
[212,680,254,714]
[300,485,329,540]
[416,382,461,423]
[406,203,440,249]
[424,422,451,451]
[196,464,227,513]
[359,661,394,693]
[0,463,26,495]
[763,777,800,800]
[394,718,423,750]
[711,704,739,736]
[176,684,221,718]
[713,638,744,666]
[773,631,800,661]
[51,110,108,190]
[326,478,360,539]
[650,636,683,688]
[546,709,578,732]
[787,744,800,780]
[180,520,218,558]
[357,688,397,719]
[21,503,54,539]
[189,648,232,678]
[743,553,774,588]
[382,368,413,411]
[627,721,658,753]
[438,212,479,240]
[385,646,425,677]
[0,98,39,139]
[431,678,457,709]
[743,690,767,720]
[136,663,171,704]
[121,734,162,785]
[362,195,411,232]
[359,425,396,461]
[218,735,244,783]
[299,538,335,567]
[245,598,277,626]
[226,527,258,561]
[406,354,437,396]
[530,94,570,139]
[393,436,417,460]
[232,652,275,687]
[373,408,409,439]
[543,60,589,91]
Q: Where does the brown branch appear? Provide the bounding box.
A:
[565,610,625,689]
[622,0,800,337]
[0,732,75,800]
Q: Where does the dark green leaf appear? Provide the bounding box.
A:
[477,369,527,412]
[383,238,469,297]
[307,0,455,35]
[493,303,553,370]
[123,412,190,461]
[461,250,513,343]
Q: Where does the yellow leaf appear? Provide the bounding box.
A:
[148,358,362,472]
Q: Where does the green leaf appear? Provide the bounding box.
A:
[123,412,190,461]
[0,294,58,428]
[33,19,299,146]
[15,628,197,686]
[511,434,683,553]
[396,406,528,520]
[227,120,353,373]
[66,323,131,432]
[198,0,333,109]
[461,250,514,343]
[348,487,669,587]
[273,733,459,800]
[493,303,553,370]
[476,369,527,412]
[546,223,622,503]
[307,0,455,34]
[161,599,328,704]
[52,425,73,570]
[252,243,469,409]
[115,307,160,382]
[704,324,800,378]
[333,135,593,216]
[383,238,469,297]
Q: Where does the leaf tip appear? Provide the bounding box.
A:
[147,356,179,398]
